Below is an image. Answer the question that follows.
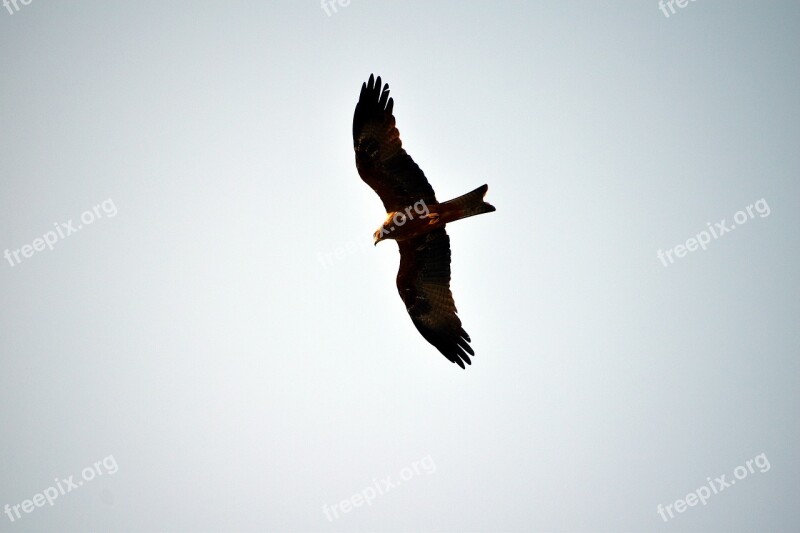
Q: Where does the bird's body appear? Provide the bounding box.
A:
[352,74,495,368]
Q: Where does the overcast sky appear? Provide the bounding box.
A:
[1,1,798,531]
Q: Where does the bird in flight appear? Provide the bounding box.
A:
[352,74,495,368]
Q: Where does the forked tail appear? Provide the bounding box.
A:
[439,184,496,223]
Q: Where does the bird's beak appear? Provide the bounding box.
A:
[373,237,379,246]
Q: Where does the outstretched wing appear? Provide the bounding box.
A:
[396,228,474,368]
[353,74,437,213]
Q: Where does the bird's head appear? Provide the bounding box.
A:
[374,219,396,245]
[373,227,385,246]
[374,212,398,245]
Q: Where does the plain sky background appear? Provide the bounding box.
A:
[1,1,798,531]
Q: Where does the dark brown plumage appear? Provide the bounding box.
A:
[352,74,495,368]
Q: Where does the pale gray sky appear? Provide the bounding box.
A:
[1,1,798,531]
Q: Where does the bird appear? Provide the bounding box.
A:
[352,74,495,368]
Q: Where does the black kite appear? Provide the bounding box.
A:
[352,74,495,368]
